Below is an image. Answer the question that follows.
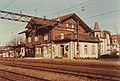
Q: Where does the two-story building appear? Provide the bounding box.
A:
[93,21,112,56]
[19,13,99,59]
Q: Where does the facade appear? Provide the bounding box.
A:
[111,34,120,55]
[19,13,99,59]
[93,21,112,56]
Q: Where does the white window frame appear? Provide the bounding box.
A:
[28,37,31,42]
[35,48,42,54]
[35,35,39,41]
[60,33,64,39]
[35,48,39,54]
[84,45,88,54]
[44,34,48,40]
[66,23,69,27]
[71,24,74,29]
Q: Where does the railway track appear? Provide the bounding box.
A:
[2,58,119,70]
[0,69,50,81]
[0,60,120,81]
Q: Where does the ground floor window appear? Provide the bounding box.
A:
[92,45,96,54]
[84,45,88,54]
[35,47,42,54]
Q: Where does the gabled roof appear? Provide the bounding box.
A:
[20,13,92,34]
[53,13,75,22]
[53,13,92,32]
[25,17,57,28]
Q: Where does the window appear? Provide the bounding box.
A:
[66,23,74,31]
[92,45,95,54]
[71,24,74,29]
[28,37,31,42]
[84,45,88,54]
[101,31,105,38]
[35,48,42,54]
[60,33,64,39]
[36,48,39,54]
[35,35,39,41]
[66,23,69,27]
[44,34,48,40]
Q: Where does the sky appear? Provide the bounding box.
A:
[0,0,120,45]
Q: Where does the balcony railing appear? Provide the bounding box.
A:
[55,34,99,42]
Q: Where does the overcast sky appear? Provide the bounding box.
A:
[0,0,120,45]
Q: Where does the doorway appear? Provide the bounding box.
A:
[60,45,64,57]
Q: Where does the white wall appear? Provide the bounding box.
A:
[53,41,99,59]
[79,42,98,58]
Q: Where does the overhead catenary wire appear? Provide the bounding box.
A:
[0,24,25,39]
[0,1,118,38]
[84,0,103,7]
[65,0,103,13]
[45,0,94,17]
[22,1,40,12]
[2,0,16,9]
[0,1,41,41]
[86,9,120,19]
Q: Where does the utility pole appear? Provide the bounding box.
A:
[77,21,80,58]
[50,30,53,59]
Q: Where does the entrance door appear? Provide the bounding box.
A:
[60,45,64,57]
[25,46,35,57]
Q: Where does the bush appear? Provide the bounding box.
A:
[100,54,119,58]
[54,56,63,59]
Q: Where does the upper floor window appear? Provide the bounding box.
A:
[44,34,48,40]
[101,31,106,38]
[71,24,74,29]
[35,35,39,41]
[66,23,69,27]
[66,23,74,31]
[28,37,31,42]
[60,33,64,39]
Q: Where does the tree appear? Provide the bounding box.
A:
[9,36,25,46]
[8,36,25,57]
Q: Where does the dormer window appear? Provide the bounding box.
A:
[66,23,69,27]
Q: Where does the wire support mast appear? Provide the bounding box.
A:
[0,10,38,23]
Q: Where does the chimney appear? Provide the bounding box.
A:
[43,16,46,19]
